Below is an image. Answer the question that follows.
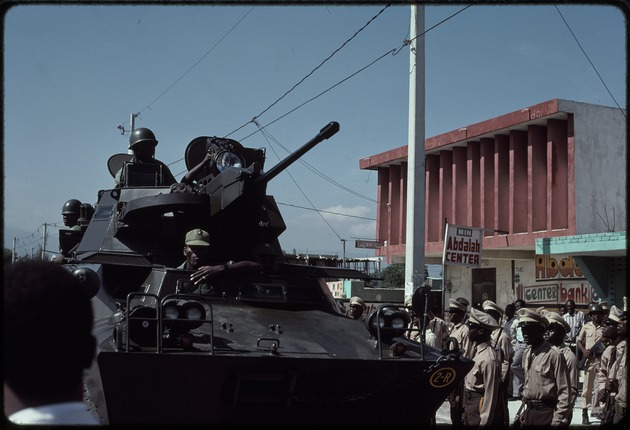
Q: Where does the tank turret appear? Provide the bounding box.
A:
[61,121,472,426]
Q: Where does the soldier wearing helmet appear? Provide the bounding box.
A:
[114,127,177,188]
[577,302,607,424]
[61,199,82,231]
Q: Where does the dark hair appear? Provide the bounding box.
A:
[4,261,95,399]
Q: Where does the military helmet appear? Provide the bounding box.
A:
[588,303,605,315]
[62,199,82,215]
[129,127,158,149]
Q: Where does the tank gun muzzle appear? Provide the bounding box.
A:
[252,121,340,188]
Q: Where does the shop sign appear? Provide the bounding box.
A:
[442,224,483,268]
[521,282,597,305]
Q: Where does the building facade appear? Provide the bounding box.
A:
[359,99,626,312]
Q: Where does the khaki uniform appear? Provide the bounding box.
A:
[448,322,472,426]
[559,343,579,423]
[427,316,449,349]
[522,341,571,426]
[491,327,513,425]
[450,322,474,359]
[609,340,627,424]
[577,322,604,410]
[463,341,501,426]
[595,343,618,424]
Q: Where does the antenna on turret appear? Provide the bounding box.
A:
[128,113,139,155]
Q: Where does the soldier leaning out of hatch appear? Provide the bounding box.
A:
[115,127,178,188]
[177,228,263,294]
[51,199,85,263]
[61,199,82,231]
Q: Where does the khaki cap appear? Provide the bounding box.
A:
[468,308,499,330]
[517,308,548,327]
[606,305,623,323]
[543,311,570,333]
[482,300,504,316]
[349,296,366,310]
[185,229,210,246]
[448,298,467,313]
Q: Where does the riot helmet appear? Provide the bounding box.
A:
[62,199,82,215]
[129,127,158,150]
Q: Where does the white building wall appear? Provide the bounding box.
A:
[561,100,627,233]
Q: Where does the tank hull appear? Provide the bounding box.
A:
[97,350,469,425]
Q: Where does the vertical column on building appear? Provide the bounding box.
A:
[453,147,467,225]
[439,150,453,238]
[547,119,569,230]
[495,135,510,234]
[468,142,481,228]
[565,114,576,230]
[528,125,547,232]
[480,138,495,237]
[389,165,402,246]
[377,167,390,247]
[426,154,440,241]
[400,163,408,245]
[510,130,528,233]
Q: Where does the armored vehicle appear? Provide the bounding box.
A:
[62,121,473,425]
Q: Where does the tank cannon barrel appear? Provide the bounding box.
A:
[252,121,339,188]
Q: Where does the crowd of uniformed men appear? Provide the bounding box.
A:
[431,296,625,427]
[347,295,627,428]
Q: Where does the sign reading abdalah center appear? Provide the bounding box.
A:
[442,223,483,267]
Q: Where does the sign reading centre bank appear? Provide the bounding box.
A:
[442,223,483,268]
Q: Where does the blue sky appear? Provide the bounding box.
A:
[3,3,626,259]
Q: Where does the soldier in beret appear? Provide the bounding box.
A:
[462,308,501,427]
[517,308,571,427]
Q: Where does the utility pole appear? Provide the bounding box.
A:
[404,4,426,303]
[41,223,48,260]
[341,239,346,268]
[12,237,16,263]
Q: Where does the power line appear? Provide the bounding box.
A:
[254,122,342,241]
[554,5,626,119]
[226,3,393,138]
[121,6,256,128]
[277,202,376,221]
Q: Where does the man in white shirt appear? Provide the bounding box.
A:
[4,261,101,425]
[562,299,585,347]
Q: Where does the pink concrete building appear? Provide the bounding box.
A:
[359,99,626,310]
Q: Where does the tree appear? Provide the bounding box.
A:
[380,263,406,289]
[4,247,13,264]
[375,263,431,289]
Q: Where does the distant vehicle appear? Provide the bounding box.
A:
[62,121,472,425]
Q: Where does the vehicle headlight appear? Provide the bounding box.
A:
[216,151,244,171]
[162,299,206,332]
[366,304,411,341]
